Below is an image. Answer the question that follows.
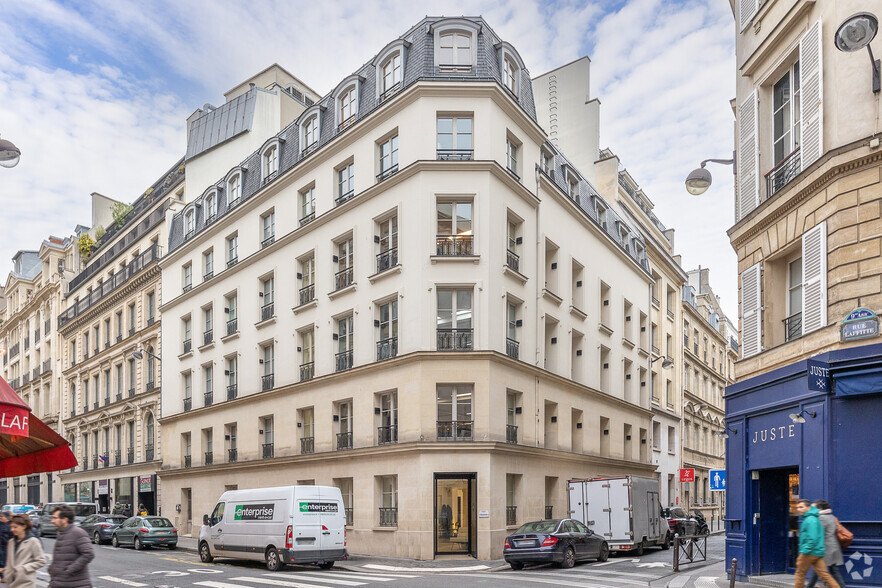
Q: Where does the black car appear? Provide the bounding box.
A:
[665,507,699,537]
[80,514,128,544]
[504,519,609,570]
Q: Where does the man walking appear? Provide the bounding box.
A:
[793,499,840,588]
[805,499,847,588]
[48,505,94,588]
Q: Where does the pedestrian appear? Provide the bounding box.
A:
[793,499,840,588]
[0,512,11,572]
[122,504,132,518]
[1,514,46,587]
[47,505,93,588]
[805,500,847,588]
[138,504,147,516]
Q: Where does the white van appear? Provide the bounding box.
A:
[199,485,347,571]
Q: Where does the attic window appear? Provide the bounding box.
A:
[431,20,480,72]
[302,115,319,154]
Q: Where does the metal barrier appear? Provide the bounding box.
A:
[672,533,708,572]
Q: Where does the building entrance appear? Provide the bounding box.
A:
[751,468,799,576]
[434,473,476,557]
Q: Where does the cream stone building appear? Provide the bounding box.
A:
[56,174,184,515]
[0,237,79,504]
[158,17,663,561]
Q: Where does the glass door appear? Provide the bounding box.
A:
[435,473,476,556]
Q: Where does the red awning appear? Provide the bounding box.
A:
[0,376,77,478]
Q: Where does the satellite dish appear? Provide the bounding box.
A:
[835,12,878,52]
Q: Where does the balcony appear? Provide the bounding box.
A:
[729,337,740,353]
[227,257,238,269]
[437,329,473,351]
[376,248,398,273]
[93,401,98,410]
[652,345,660,355]
[300,362,314,382]
[437,149,473,161]
[204,452,213,466]
[784,312,803,343]
[506,424,518,444]
[182,339,192,354]
[299,211,315,227]
[8,343,18,358]
[228,448,237,463]
[92,454,98,470]
[261,234,275,249]
[336,431,353,450]
[226,318,237,336]
[227,384,238,401]
[22,373,31,386]
[435,234,473,256]
[146,380,155,392]
[129,327,135,337]
[667,308,674,320]
[184,397,192,412]
[506,506,517,526]
[379,507,398,527]
[335,350,353,372]
[378,425,398,445]
[651,296,660,307]
[34,327,40,342]
[44,320,50,335]
[203,271,213,282]
[82,459,88,471]
[145,444,154,461]
[104,395,110,405]
[31,367,40,380]
[379,82,401,102]
[184,455,191,468]
[127,449,134,464]
[114,450,121,466]
[377,164,399,183]
[182,282,192,294]
[300,437,315,454]
[146,317,155,327]
[506,338,519,360]
[262,443,274,459]
[204,391,213,407]
[437,420,473,441]
[545,505,553,520]
[506,249,520,272]
[115,391,122,403]
[766,147,801,199]
[334,267,354,291]
[376,338,398,361]
[261,373,274,392]
[299,284,315,306]
[9,378,19,390]
[203,330,213,346]
[335,190,355,206]
[260,302,274,322]
[59,244,163,330]
[23,337,29,351]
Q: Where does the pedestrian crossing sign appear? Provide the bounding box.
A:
[709,469,726,491]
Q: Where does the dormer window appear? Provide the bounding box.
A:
[339,87,357,130]
[503,56,517,93]
[439,32,471,71]
[373,40,409,102]
[381,54,402,100]
[205,192,217,220]
[496,42,526,96]
[541,148,553,175]
[227,172,242,206]
[184,209,195,238]
[303,116,319,152]
[261,140,282,183]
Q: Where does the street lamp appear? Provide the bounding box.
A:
[718,426,738,439]
[651,354,674,369]
[0,136,21,169]
[131,348,160,362]
[684,156,735,195]
[788,409,817,424]
[835,12,880,93]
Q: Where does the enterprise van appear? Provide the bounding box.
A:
[199,485,347,571]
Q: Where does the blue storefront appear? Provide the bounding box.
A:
[726,340,882,586]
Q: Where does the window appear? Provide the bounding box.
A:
[146,346,155,386]
[261,211,275,248]
[184,209,195,237]
[435,199,473,256]
[226,423,237,462]
[261,416,274,458]
[205,192,217,220]
[773,62,801,167]
[203,306,213,344]
[261,343,274,390]
[203,249,214,280]
[128,357,135,393]
[226,356,237,400]
[182,264,192,293]
[336,314,354,372]
[299,255,315,305]
[115,364,123,398]
[227,173,241,206]
[225,293,237,336]
[379,475,398,526]
[378,391,398,444]
[300,328,315,381]
[115,311,123,340]
[568,173,580,200]
[377,215,398,273]
[262,144,278,181]
[260,276,274,321]
[183,372,192,411]
[378,135,399,181]
[303,116,319,153]
[339,87,357,128]
[436,117,473,160]
[503,56,518,93]
[381,53,402,98]
[439,31,471,69]
[436,289,472,350]
[182,317,192,353]
[226,234,238,267]
[335,237,354,290]
[300,408,315,453]
[652,421,661,450]
[377,300,398,361]
[336,162,355,204]
[506,137,519,177]
[506,300,519,359]
[204,365,213,406]
[299,187,315,225]
[336,400,352,449]
[436,384,473,440]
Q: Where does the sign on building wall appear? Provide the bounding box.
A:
[709,470,726,491]
[98,480,109,496]
[138,475,153,492]
[807,359,831,393]
[840,308,879,343]
[680,468,695,483]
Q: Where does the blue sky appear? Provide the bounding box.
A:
[0,0,738,317]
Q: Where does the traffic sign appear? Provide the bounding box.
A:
[709,469,726,491]
[680,468,695,483]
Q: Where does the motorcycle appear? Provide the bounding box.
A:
[693,511,710,535]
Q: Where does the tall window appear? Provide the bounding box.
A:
[436,200,473,255]
[261,211,275,247]
[299,187,315,225]
[300,329,315,381]
[773,62,801,165]
[182,264,192,292]
[503,56,518,93]
[506,138,519,176]
[146,346,155,384]
[226,293,237,335]
[261,276,274,320]
[204,365,213,404]
[339,87,357,127]
[378,392,397,443]
[381,53,402,96]
[146,292,155,322]
[204,306,213,341]
[203,250,214,279]
[227,234,238,266]
[439,32,471,68]
[303,116,319,151]
[335,237,354,290]
[227,174,241,205]
[128,358,135,393]
[184,210,195,235]
[182,317,192,351]
[507,301,518,344]
[205,193,217,219]
[263,144,278,180]
[436,384,473,439]
[337,163,355,204]
[436,117,473,159]
[378,136,399,179]
[300,255,315,305]
[436,289,473,350]
[377,216,398,272]
[336,315,354,372]
[227,356,237,388]
[378,300,398,360]
[183,372,192,409]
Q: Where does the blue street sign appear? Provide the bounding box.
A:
[709,469,726,491]
[807,358,831,393]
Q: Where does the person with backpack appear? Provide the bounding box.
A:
[805,499,847,588]
[793,499,840,588]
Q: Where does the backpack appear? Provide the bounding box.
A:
[835,517,853,548]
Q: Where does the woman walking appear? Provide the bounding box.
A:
[805,500,847,588]
[1,514,46,587]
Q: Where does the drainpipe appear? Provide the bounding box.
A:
[535,165,542,445]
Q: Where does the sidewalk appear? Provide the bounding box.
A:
[654,560,793,588]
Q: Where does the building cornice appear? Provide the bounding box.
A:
[0,280,60,330]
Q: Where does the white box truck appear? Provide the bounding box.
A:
[199,485,347,571]
[568,475,669,554]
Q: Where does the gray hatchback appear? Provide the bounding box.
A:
[112,516,178,550]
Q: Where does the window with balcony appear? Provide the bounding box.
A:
[227,173,241,206]
[127,357,135,397]
[336,314,354,372]
[259,276,274,322]
[334,237,354,291]
[205,192,217,221]
[336,162,355,205]
[226,234,238,267]
[302,115,319,154]
[377,391,397,445]
[375,214,398,273]
[183,371,192,411]
[506,391,519,443]
[182,432,191,468]
[261,416,274,459]
[437,289,472,350]
[261,342,274,391]
[203,427,213,465]
[128,302,136,334]
[298,255,315,306]
[436,383,473,440]
[203,306,213,346]
[785,255,803,342]
[506,135,520,178]
[379,475,398,527]
[115,311,123,342]
[225,293,237,336]
[377,299,398,361]
[299,186,315,226]
[115,364,123,401]
[380,52,402,100]
[83,331,90,359]
[338,86,357,129]
[226,356,237,400]
[182,264,192,293]
[506,300,519,360]
[261,211,275,248]
[145,414,155,461]
[203,364,213,407]
[203,249,214,281]
[506,215,522,272]
[181,317,191,355]
[300,328,314,381]
[436,116,473,160]
[145,346,156,389]
[377,135,399,181]
[225,423,237,463]
[336,400,353,450]
[262,143,279,182]
[436,199,473,256]
[300,407,315,454]
[768,62,801,197]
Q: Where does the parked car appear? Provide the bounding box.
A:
[665,507,699,537]
[80,514,128,544]
[112,516,177,550]
[503,518,609,570]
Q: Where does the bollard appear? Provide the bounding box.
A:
[673,533,679,572]
[729,557,738,588]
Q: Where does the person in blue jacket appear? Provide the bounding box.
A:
[793,499,840,588]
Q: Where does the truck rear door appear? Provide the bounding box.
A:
[586,480,613,542]
[567,481,587,525]
[608,478,632,543]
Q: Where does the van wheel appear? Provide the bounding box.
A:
[634,542,644,556]
[661,533,671,550]
[199,542,214,563]
[265,547,284,572]
[318,561,335,569]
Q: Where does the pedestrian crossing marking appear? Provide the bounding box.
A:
[364,563,488,572]
[327,571,420,580]
[256,573,366,586]
[195,582,261,588]
[97,577,148,587]
[512,570,648,586]
[241,576,364,587]
[451,572,627,587]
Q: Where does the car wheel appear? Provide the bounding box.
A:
[199,541,214,563]
[265,547,284,572]
[134,537,143,551]
[318,561,334,569]
[509,562,524,570]
[93,531,102,545]
[112,534,120,548]
[560,546,575,569]
[598,542,609,562]
[661,533,671,550]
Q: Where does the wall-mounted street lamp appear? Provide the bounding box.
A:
[789,409,817,424]
[718,426,738,439]
[0,135,21,169]
[132,348,160,362]
[684,155,735,195]
[651,354,674,369]
[835,12,880,93]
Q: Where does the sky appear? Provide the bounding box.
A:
[0,0,738,318]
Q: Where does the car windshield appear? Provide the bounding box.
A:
[514,520,560,534]
[669,508,688,518]
[72,505,97,517]
[144,517,173,528]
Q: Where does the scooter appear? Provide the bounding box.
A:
[693,511,710,535]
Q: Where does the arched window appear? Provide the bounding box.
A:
[205,192,217,220]
[339,87,357,129]
[303,116,319,151]
[381,53,402,97]
[431,19,480,72]
[263,144,278,180]
[227,173,241,206]
[503,55,517,93]
[146,346,155,385]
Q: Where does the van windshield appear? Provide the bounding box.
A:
[71,505,97,517]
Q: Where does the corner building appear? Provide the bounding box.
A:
[160,17,661,560]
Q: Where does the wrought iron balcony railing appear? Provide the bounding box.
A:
[506,338,519,360]
[376,248,398,273]
[766,147,801,200]
[261,374,274,392]
[227,384,238,401]
[262,443,274,459]
[228,448,237,463]
[435,234,473,256]
[437,420,473,441]
[335,350,353,372]
[378,425,398,445]
[300,436,314,454]
[300,362,314,382]
[506,249,519,272]
[437,329,473,351]
[260,302,274,322]
[376,338,398,361]
[204,391,213,407]
[145,444,154,461]
[506,506,517,526]
[436,149,473,161]
[784,312,803,343]
[226,318,237,336]
[334,267,354,290]
[506,424,518,444]
[336,431,353,450]
[379,507,398,527]
[204,451,213,466]
[299,284,315,306]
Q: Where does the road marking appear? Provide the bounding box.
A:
[251,575,365,586]
[232,578,355,588]
[591,561,619,566]
[364,563,489,572]
[97,577,147,587]
[450,572,625,587]
[194,582,260,588]
[666,576,690,588]
[504,570,648,586]
[331,571,421,580]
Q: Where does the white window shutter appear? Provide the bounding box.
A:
[799,19,823,170]
[737,90,760,222]
[739,0,759,31]
[801,221,827,335]
[741,262,762,358]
